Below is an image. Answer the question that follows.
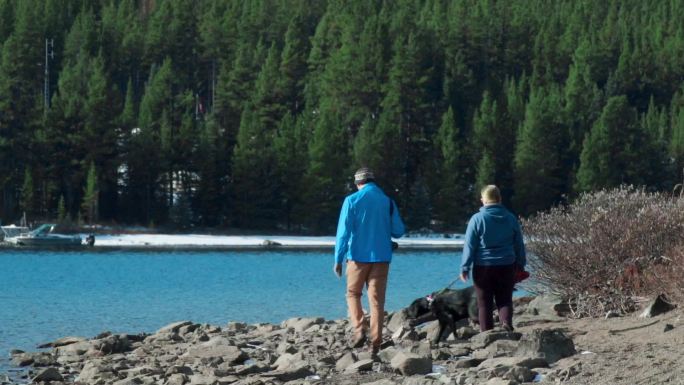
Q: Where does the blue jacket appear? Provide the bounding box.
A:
[335,183,405,264]
[460,204,526,273]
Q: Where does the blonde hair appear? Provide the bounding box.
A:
[481,185,501,204]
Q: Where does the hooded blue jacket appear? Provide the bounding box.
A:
[335,183,405,265]
[460,204,526,273]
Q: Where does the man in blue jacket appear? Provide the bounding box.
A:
[334,168,405,353]
[460,185,526,331]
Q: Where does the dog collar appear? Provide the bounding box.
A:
[426,294,434,306]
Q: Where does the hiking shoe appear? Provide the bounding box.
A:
[502,323,514,332]
[350,332,367,348]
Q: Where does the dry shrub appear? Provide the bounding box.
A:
[522,186,684,317]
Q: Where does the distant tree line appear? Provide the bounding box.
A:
[1,0,683,233]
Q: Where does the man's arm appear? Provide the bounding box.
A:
[334,197,353,265]
[460,216,479,280]
[390,200,405,238]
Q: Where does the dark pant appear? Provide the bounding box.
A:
[473,264,515,331]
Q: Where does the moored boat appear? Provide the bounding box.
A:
[4,224,83,246]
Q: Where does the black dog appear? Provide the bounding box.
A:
[405,286,478,343]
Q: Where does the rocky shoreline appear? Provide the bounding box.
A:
[2,295,672,385]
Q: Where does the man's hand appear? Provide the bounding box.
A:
[460,271,469,282]
[334,263,343,278]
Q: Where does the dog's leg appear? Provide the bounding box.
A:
[410,312,437,327]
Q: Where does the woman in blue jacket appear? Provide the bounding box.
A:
[459,185,526,331]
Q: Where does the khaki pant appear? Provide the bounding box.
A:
[346,260,390,348]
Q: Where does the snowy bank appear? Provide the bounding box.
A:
[85,234,465,249]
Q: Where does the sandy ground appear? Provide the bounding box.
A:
[524,307,684,385]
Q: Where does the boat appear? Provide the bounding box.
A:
[0,224,29,242]
[4,224,83,246]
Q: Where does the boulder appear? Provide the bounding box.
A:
[484,379,516,385]
[90,334,131,354]
[76,361,115,383]
[281,317,325,332]
[274,352,305,370]
[37,336,86,349]
[166,373,189,385]
[157,321,194,334]
[514,329,576,364]
[344,359,374,373]
[453,358,484,368]
[32,367,63,382]
[262,362,313,381]
[526,294,570,317]
[55,341,91,356]
[639,294,675,318]
[335,352,357,371]
[386,310,410,333]
[10,353,34,367]
[390,352,432,376]
[113,378,145,385]
[470,330,521,349]
[477,356,548,370]
[401,376,440,385]
[183,338,248,366]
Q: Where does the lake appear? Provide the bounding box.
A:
[0,248,467,371]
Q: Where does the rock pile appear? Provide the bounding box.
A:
[6,296,583,385]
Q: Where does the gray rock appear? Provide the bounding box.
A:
[482,340,519,359]
[390,352,432,376]
[335,352,357,371]
[526,294,570,317]
[362,379,398,385]
[484,378,516,385]
[377,347,400,363]
[157,321,194,334]
[514,329,576,364]
[504,365,534,382]
[639,294,675,318]
[188,374,220,385]
[386,310,410,333]
[401,376,440,385]
[166,373,189,385]
[274,352,306,371]
[30,352,57,366]
[225,322,247,332]
[345,359,374,373]
[11,353,33,367]
[55,341,91,356]
[456,326,479,340]
[280,317,325,332]
[449,345,471,357]
[76,361,114,383]
[183,338,248,366]
[470,330,521,349]
[90,334,131,354]
[166,366,194,376]
[454,358,485,368]
[113,378,144,385]
[32,367,63,382]
[37,336,86,349]
[477,356,548,371]
[262,362,313,381]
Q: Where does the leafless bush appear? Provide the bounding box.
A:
[522,186,684,317]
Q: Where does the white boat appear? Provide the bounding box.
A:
[4,224,83,246]
[0,224,29,242]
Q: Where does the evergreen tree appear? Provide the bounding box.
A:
[273,113,309,231]
[576,95,647,191]
[304,102,350,233]
[231,107,279,228]
[430,107,473,229]
[513,86,568,215]
[81,162,98,224]
[20,168,35,217]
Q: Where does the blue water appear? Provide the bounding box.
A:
[0,249,467,368]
